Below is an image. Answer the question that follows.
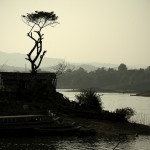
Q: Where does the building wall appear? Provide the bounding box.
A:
[0,72,57,92]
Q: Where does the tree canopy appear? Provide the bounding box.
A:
[22,11,58,32]
[57,65,150,92]
[118,63,127,72]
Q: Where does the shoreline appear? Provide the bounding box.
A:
[1,114,150,138]
[57,89,150,97]
[72,116,150,138]
[57,88,136,94]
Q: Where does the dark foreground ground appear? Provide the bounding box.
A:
[71,116,150,138]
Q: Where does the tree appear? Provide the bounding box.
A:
[22,11,58,75]
[75,89,103,112]
[118,63,127,72]
[145,66,150,72]
[115,107,135,121]
[51,60,68,76]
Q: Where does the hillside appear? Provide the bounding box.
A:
[0,51,63,72]
[0,51,115,72]
[0,51,148,72]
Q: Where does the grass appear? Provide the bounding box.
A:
[71,116,150,138]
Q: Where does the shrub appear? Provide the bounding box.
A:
[115,107,135,121]
[75,89,103,112]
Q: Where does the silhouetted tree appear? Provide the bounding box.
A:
[51,60,68,76]
[22,11,58,75]
[118,63,127,72]
[57,66,150,91]
[145,66,150,72]
[115,107,135,121]
[75,89,103,112]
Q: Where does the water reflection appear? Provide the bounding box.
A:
[0,136,149,150]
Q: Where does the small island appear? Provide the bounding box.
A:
[132,91,150,97]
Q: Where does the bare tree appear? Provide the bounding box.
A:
[22,11,59,75]
[51,60,68,76]
[51,60,75,76]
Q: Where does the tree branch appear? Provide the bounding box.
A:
[35,50,47,70]
[43,21,59,28]
[28,24,36,34]
[27,41,38,58]
[32,31,43,63]
[27,32,36,42]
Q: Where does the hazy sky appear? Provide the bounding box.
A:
[0,0,150,66]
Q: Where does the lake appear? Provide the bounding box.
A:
[0,136,150,150]
[0,89,150,150]
[58,89,150,125]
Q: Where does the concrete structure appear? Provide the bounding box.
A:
[0,72,57,92]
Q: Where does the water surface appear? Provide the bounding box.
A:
[58,89,150,125]
[0,136,150,150]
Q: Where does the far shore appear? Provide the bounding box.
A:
[57,88,136,93]
[131,91,150,97]
[57,89,150,97]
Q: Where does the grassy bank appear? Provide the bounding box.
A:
[72,116,150,138]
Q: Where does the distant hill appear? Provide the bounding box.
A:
[71,63,117,72]
[0,51,63,72]
[0,51,148,72]
[0,51,112,72]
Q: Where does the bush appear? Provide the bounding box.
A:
[115,107,135,121]
[75,89,103,112]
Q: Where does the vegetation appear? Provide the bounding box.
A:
[118,63,128,72]
[22,11,58,75]
[57,64,150,92]
[51,60,68,76]
[115,107,135,121]
[73,116,150,138]
[75,89,103,112]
